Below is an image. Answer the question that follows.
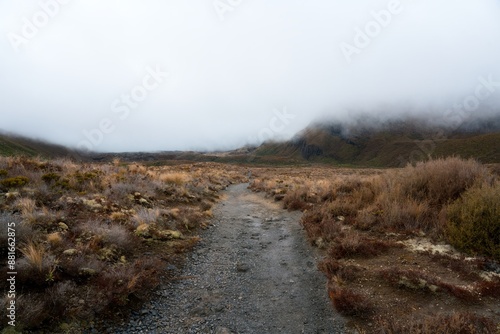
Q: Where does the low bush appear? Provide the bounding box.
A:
[1,176,29,188]
[398,157,487,206]
[375,312,497,334]
[328,231,394,259]
[328,286,372,317]
[446,182,500,260]
[41,172,61,184]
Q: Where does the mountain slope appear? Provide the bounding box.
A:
[253,119,500,167]
[0,132,82,159]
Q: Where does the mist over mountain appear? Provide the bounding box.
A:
[254,111,500,166]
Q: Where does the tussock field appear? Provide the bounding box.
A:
[1,155,499,333]
[0,156,246,332]
[249,157,500,333]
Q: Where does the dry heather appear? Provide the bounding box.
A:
[249,157,500,332]
[0,156,246,331]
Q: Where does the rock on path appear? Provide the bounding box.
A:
[108,183,346,334]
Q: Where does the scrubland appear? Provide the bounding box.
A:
[249,157,500,333]
[1,154,499,333]
[0,156,246,332]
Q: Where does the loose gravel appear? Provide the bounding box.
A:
[105,184,346,334]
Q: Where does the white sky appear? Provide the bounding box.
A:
[1,0,500,152]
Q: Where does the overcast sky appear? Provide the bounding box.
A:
[1,0,500,152]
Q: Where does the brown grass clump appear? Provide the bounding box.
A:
[318,258,361,282]
[318,258,342,279]
[398,157,488,206]
[20,241,46,272]
[132,208,161,226]
[95,258,162,308]
[375,312,497,334]
[9,294,48,329]
[328,286,372,317]
[328,230,394,259]
[15,197,36,216]
[46,232,63,248]
[159,172,190,185]
[317,157,496,238]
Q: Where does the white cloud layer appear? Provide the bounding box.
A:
[1,0,500,152]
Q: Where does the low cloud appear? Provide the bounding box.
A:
[1,0,499,152]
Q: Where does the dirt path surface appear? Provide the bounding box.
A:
[110,184,345,334]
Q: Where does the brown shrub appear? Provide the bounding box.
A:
[318,258,342,279]
[343,158,495,235]
[20,241,45,272]
[399,157,487,206]
[80,221,135,254]
[159,172,190,185]
[475,278,500,298]
[95,258,162,309]
[324,199,359,218]
[45,281,78,317]
[375,312,497,334]
[301,205,343,245]
[283,188,310,211]
[46,232,63,248]
[132,208,161,226]
[17,244,58,287]
[59,254,104,279]
[328,287,372,317]
[328,231,393,259]
[174,207,205,232]
[13,294,48,329]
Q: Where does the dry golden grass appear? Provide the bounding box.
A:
[46,232,63,248]
[20,241,45,272]
[14,197,36,221]
[159,172,190,185]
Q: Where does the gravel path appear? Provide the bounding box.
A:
[109,184,346,334]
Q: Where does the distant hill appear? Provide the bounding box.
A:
[0,132,83,160]
[2,115,499,167]
[253,117,500,167]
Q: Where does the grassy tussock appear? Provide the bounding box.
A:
[327,286,372,317]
